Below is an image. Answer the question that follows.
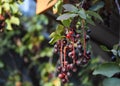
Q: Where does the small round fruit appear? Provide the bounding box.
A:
[62,78,67,83]
[58,73,65,79]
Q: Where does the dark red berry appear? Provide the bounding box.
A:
[76,34,80,38]
[54,44,57,48]
[76,60,81,65]
[57,66,62,72]
[62,67,67,72]
[85,35,90,41]
[62,78,67,83]
[67,72,71,77]
[86,51,91,56]
[78,44,82,50]
[82,58,88,64]
[63,40,67,45]
[69,31,73,35]
[69,63,74,69]
[78,53,83,57]
[54,49,58,53]
[72,67,77,72]
[87,29,91,34]
[68,52,73,57]
[111,55,116,61]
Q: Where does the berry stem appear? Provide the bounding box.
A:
[63,46,67,67]
[60,40,63,67]
[72,42,76,64]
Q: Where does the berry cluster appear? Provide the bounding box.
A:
[54,28,91,83]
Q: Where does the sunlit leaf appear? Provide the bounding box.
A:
[3,3,10,11]
[10,16,20,25]
[0,7,2,14]
[5,19,12,30]
[10,3,18,14]
[53,78,61,86]
[56,24,64,34]
[49,32,56,38]
[62,19,71,27]
[53,0,62,14]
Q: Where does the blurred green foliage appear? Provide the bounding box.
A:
[0,0,120,86]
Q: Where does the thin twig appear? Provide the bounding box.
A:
[115,0,120,14]
[80,0,86,8]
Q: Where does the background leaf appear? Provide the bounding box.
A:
[0,61,4,68]
[100,45,110,52]
[93,63,120,77]
[86,11,103,22]
[103,78,120,86]
[89,1,104,11]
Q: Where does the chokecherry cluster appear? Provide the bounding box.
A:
[54,27,91,83]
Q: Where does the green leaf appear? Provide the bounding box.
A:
[53,0,63,14]
[10,3,18,14]
[0,61,4,68]
[57,13,78,20]
[100,45,110,52]
[89,1,104,11]
[93,62,120,77]
[0,7,2,14]
[103,78,120,86]
[49,32,56,38]
[56,24,64,34]
[40,48,53,57]
[78,8,86,19]
[111,49,117,56]
[86,11,103,22]
[3,3,10,11]
[63,4,78,12]
[62,19,71,27]
[49,35,62,45]
[10,16,20,25]
[86,16,95,25]
[5,19,13,30]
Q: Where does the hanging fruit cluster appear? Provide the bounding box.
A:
[54,23,91,83]
[49,0,103,83]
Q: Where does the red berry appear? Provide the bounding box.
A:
[67,72,71,77]
[73,67,77,72]
[58,73,65,79]
[69,31,73,35]
[66,34,71,39]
